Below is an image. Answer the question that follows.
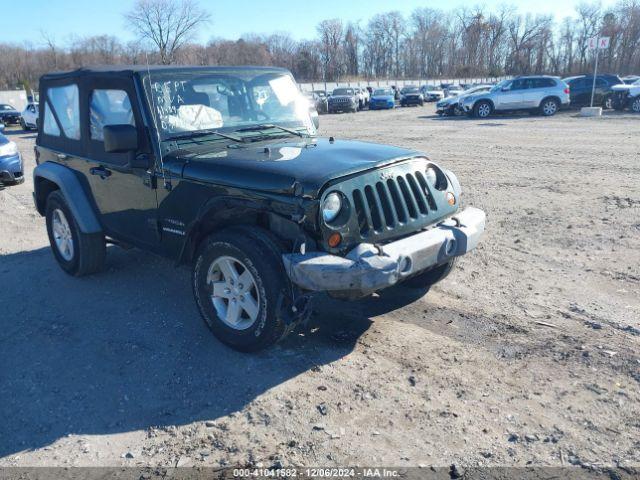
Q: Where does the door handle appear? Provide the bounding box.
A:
[56,153,68,160]
[90,166,112,179]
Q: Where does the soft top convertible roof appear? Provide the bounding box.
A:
[40,65,291,82]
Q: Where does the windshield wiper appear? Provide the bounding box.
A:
[234,123,310,138]
[164,129,244,143]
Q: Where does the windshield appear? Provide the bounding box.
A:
[492,79,511,92]
[373,89,392,96]
[333,88,354,96]
[142,69,315,140]
[402,87,419,93]
[0,104,15,111]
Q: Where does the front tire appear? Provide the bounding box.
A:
[45,190,105,276]
[540,97,559,116]
[192,226,292,352]
[401,259,457,289]
[474,100,493,118]
[631,96,640,113]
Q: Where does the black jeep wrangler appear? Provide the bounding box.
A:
[33,66,486,352]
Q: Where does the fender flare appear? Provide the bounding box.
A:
[33,162,102,234]
[177,196,270,265]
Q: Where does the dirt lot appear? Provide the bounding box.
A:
[1,105,639,471]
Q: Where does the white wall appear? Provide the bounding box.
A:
[0,90,28,111]
[299,77,511,92]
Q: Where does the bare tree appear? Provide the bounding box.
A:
[124,0,210,64]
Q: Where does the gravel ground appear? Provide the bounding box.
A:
[0,105,639,471]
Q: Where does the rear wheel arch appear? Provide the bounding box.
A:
[34,162,102,234]
[34,176,60,215]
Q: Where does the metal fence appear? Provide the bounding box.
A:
[299,77,511,92]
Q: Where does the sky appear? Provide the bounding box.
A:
[3,0,618,46]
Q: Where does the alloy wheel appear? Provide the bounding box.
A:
[478,103,491,117]
[632,98,640,113]
[207,256,260,330]
[543,100,557,115]
[52,208,74,261]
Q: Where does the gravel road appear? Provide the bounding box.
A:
[0,105,638,471]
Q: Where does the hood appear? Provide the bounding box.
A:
[168,137,420,198]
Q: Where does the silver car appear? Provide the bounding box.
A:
[460,76,570,118]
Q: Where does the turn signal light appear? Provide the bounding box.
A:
[328,232,342,248]
[446,192,456,206]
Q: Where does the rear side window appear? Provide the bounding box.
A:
[47,85,80,140]
[530,78,556,88]
[89,89,135,141]
[43,103,60,136]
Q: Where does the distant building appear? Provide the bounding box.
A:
[0,90,28,110]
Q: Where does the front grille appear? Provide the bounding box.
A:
[321,158,458,249]
[352,170,437,237]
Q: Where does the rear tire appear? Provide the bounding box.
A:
[474,100,493,118]
[539,97,559,116]
[192,226,293,352]
[401,259,457,289]
[45,190,105,276]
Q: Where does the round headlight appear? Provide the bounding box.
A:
[425,167,438,187]
[322,192,342,223]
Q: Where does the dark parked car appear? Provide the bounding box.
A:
[400,86,424,107]
[328,87,358,113]
[311,90,329,113]
[33,66,485,352]
[0,104,21,125]
[305,91,327,114]
[0,131,23,186]
[562,74,623,108]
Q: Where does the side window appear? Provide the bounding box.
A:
[43,103,60,136]
[47,85,80,140]
[90,89,135,141]
[596,78,607,87]
[511,80,526,90]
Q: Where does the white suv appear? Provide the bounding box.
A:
[460,76,570,118]
[21,102,39,130]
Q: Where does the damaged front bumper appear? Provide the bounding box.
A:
[282,207,486,296]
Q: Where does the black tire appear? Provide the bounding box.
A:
[539,97,559,116]
[20,118,28,130]
[473,100,493,118]
[401,259,457,289]
[45,190,105,276]
[192,226,293,352]
[603,95,614,110]
[631,96,640,113]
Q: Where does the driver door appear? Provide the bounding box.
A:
[495,79,525,110]
[81,79,160,248]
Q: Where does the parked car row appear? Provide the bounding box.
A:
[313,73,638,118]
[0,102,39,130]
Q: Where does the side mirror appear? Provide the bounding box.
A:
[103,124,138,153]
[310,109,320,130]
